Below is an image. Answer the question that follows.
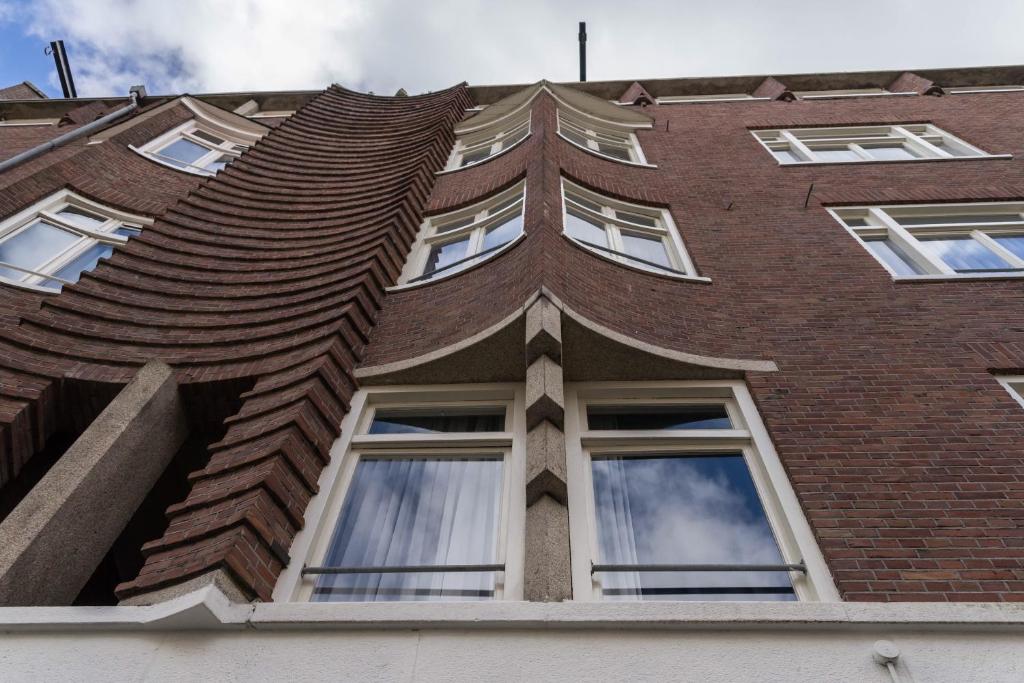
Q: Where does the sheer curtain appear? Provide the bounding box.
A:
[313,456,503,602]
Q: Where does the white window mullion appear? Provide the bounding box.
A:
[973,231,1024,268]
[847,143,874,161]
[779,130,816,162]
[893,125,951,159]
[868,208,953,275]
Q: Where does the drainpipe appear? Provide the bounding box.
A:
[0,87,143,174]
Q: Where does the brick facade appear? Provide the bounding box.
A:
[1,70,1023,603]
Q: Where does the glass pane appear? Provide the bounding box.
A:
[565,193,603,213]
[930,140,978,157]
[114,226,141,238]
[812,148,861,162]
[481,214,522,251]
[55,206,106,229]
[587,404,731,430]
[565,210,607,247]
[864,239,925,276]
[460,147,491,166]
[0,220,80,276]
[369,407,505,434]
[561,128,590,148]
[501,126,528,148]
[919,236,1013,272]
[313,457,504,602]
[53,243,114,283]
[773,149,803,164]
[156,137,209,166]
[615,210,657,227]
[205,154,233,173]
[489,194,523,215]
[865,145,919,161]
[191,129,225,145]
[424,236,470,275]
[591,454,794,601]
[597,142,632,161]
[993,235,1024,260]
[435,216,476,234]
[620,231,673,270]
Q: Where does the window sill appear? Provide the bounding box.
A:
[436,132,532,175]
[387,231,526,292]
[557,132,657,168]
[797,91,918,100]
[563,234,711,284]
[778,153,1012,167]
[893,272,1024,283]
[656,97,771,105]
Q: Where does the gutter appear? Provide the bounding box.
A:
[0,89,142,174]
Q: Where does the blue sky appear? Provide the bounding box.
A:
[2,0,1024,99]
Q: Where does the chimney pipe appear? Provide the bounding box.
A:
[48,40,77,99]
[578,22,587,82]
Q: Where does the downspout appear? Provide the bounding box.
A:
[0,89,141,174]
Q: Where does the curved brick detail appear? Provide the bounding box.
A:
[0,84,469,600]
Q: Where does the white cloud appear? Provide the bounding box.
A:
[14,0,1024,97]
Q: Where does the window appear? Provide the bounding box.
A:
[948,85,1024,94]
[565,381,836,602]
[999,376,1024,410]
[561,179,701,279]
[0,190,149,291]
[133,119,256,175]
[285,385,525,602]
[754,124,989,165]
[793,88,905,99]
[831,203,1024,279]
[444,110,531,170]
[399,183,525,285]
[557,109,649,165]
[657,94,764,104]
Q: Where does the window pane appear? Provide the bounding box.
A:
[424,236,470,275]
[615,210,657,227]
[114,226,141,238]
[205,154,234,173]
[156,137,209,166]
[896,213,1022,226]
[369,407,505,434]
[191,129,225,145]
[864,239,925,276]
[56,206,106,229]
[0,220,80,277]
[597,142,632,161]
[434,216,475,234]
[919,236,1013,272]
[53,243,114,283]
[500,126,528,148]
[865,145,919,161]
[561,128,590,148]
[313,457,504,602]
[812,148,861,162]
[565,210,607,247]
[481,214,522,251]
[772,149,803,164]
[620,231,673,270]
[587,404,732,430]
[591,454,794,601]
[460,147,490,166]
[993,235,1024,260]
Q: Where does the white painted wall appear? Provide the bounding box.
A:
[2,591,1023,682]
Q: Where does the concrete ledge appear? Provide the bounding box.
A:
[4,588,1024,631]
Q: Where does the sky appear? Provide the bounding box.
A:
[1,0,1024,99]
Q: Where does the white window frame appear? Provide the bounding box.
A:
[131,101,264,176]
[394,182,526,289]
[274,383,527,603]
[560,178,705,281]
[793,88,914,100]
[948,85,1024,95]
[564,380,839,603]
[657,94,768,105]
[829,202,1024,281]
[557,108,651,167]
[0,189,151,292]
[997,376,1024,411]
[753,124,998,165]
[0,117,59,127]
[442,110,532,172]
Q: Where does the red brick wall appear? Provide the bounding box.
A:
[363,90,1024,602]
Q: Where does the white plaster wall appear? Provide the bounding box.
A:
[1,628,1023,682]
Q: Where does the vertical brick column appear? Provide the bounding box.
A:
[523,295,571,601]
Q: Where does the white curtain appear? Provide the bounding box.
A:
[314,456,503,602]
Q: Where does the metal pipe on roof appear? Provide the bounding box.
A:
[47,40,78,98]
[0,90,141,174]
[578,22,587,82]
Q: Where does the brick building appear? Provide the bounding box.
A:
[1,66,1023,680]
